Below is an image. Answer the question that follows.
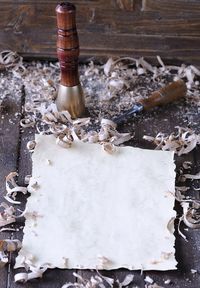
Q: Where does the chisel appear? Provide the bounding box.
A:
[113,80,187,125]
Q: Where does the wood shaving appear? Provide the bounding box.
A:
[182,202,200,229]
[56,134,73,149]
[183,172,200,180]
[0,202,16,227]
[61,272,134,288]
[164,279,171,285]
[177,215,188,241]
[167,217,175,235]
[24,175,32,185]
[182,161,192,170]
[145,284,164,288]
[191,269,197,274]
[143,127,200,155]
[20,118,35,128]
[14,265,50,283]
[5,172,27,205]
[118,274,134,287]
[0,50,25,72]
[27,140,36,151]
[144,276,154,284]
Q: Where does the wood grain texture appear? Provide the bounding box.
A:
[0,0,200,64]
[142,0,200,13]
[0,82,23,288]
[56,2,80,87]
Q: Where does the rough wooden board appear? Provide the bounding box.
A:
[142,0,200,13]
[9,95,76,288]
[0,93,22,288]
[0,0,200,64]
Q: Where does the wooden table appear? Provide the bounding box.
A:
[0,68,200,288]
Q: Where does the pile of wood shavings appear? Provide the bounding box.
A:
[61,272,135,288]
[1,50,199,132]
[143,126,200,156]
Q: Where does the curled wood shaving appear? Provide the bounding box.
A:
[145,276,154,284]
[98,119,132,146]
[191,269,197,274]
[27,140,36,152]
[176,186,189,192]
[0,251,8,268]
[182,161,192,170]
[182,202,200,229]
[167,217,175,235]
[119,274,134,287]
[24,175,32,185]
[143,127,200,155]
[56,134,73,149]
[20,118,35,128]
[5,172,27,205]
[14,265,50,283]
[177,215,188,242]
[183,172,200,180]
[0,202,16,227]
[145,284,164,288]
[104,56,200,93]
[0,50,25,72]
[37,106,132,149]
[14,248,54,283]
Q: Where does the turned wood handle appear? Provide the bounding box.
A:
[139,80,187,110]
[56,2,80,87]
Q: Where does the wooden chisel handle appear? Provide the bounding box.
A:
[56,2,80,87]
[139,80,187,110]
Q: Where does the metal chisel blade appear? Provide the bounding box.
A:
[113,103,144,125]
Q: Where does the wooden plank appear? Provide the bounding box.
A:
[0,73,23,288]
[143,0,200,13]
[0,1,200,64]
[9,87,76,288]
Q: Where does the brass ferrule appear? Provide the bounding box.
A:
[56,84,85,118]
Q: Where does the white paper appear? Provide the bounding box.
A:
[15,134,177,270]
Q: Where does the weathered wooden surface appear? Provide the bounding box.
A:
[0,77,23,288]
[0,0,200,65]
[1,65,200,287]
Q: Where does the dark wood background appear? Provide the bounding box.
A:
[0,0,200,65]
